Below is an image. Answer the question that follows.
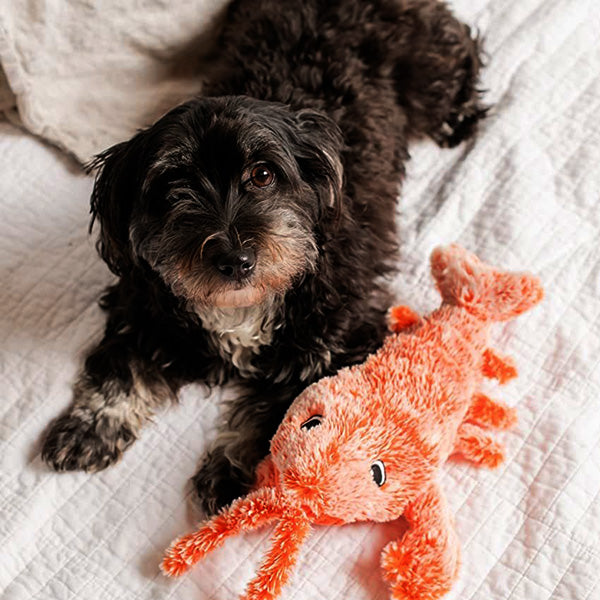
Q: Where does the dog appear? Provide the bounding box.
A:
[41,0,486,515]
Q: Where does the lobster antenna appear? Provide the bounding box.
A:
[243,513,312,600]
[162,487,283,576]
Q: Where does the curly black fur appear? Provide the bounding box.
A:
[41,0,486,514]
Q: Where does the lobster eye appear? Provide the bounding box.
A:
[301,415,323,431]
[371,461,386,487]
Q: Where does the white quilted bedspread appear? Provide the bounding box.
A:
[1,0,600,599]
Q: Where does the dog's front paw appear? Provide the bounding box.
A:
[191,449,249,516]
[41,410,135,472]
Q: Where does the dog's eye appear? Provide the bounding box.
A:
[371,461,386,487]
[301,415,323,431]
[250,165,275,188]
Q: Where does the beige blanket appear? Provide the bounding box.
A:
[0,0,229,163]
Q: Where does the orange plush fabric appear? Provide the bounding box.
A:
[162,245,543,600]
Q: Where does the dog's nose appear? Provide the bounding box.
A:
[216,249,256,280]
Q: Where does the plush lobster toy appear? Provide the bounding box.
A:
[162,245,543,600]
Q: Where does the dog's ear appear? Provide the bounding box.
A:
[293,109,344,215]
[87,131,149,276]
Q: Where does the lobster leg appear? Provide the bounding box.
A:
[465,392,517,430]
[381,482,460,600]
[244,514,312,600]
[162,487,282,576]
[453,422,505,468]
[388,305,421,333]
[482,348,517,384]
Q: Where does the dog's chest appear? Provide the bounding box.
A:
[196,302,281,377]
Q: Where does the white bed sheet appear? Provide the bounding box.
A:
[2,0,600,598]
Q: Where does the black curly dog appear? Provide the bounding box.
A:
[42,0,486,514]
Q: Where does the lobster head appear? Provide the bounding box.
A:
[268,365,438,524]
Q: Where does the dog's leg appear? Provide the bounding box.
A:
[192,382,296,515]
[393,1,487,147]
[41,334,179,472]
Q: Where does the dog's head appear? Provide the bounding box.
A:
[89,96,343,309]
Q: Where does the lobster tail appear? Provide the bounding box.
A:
[431,244,543,321]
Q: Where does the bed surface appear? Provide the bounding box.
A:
[2,0,600,598]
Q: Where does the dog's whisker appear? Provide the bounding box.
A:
[233,226,243,250]
[200,232,222,261]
